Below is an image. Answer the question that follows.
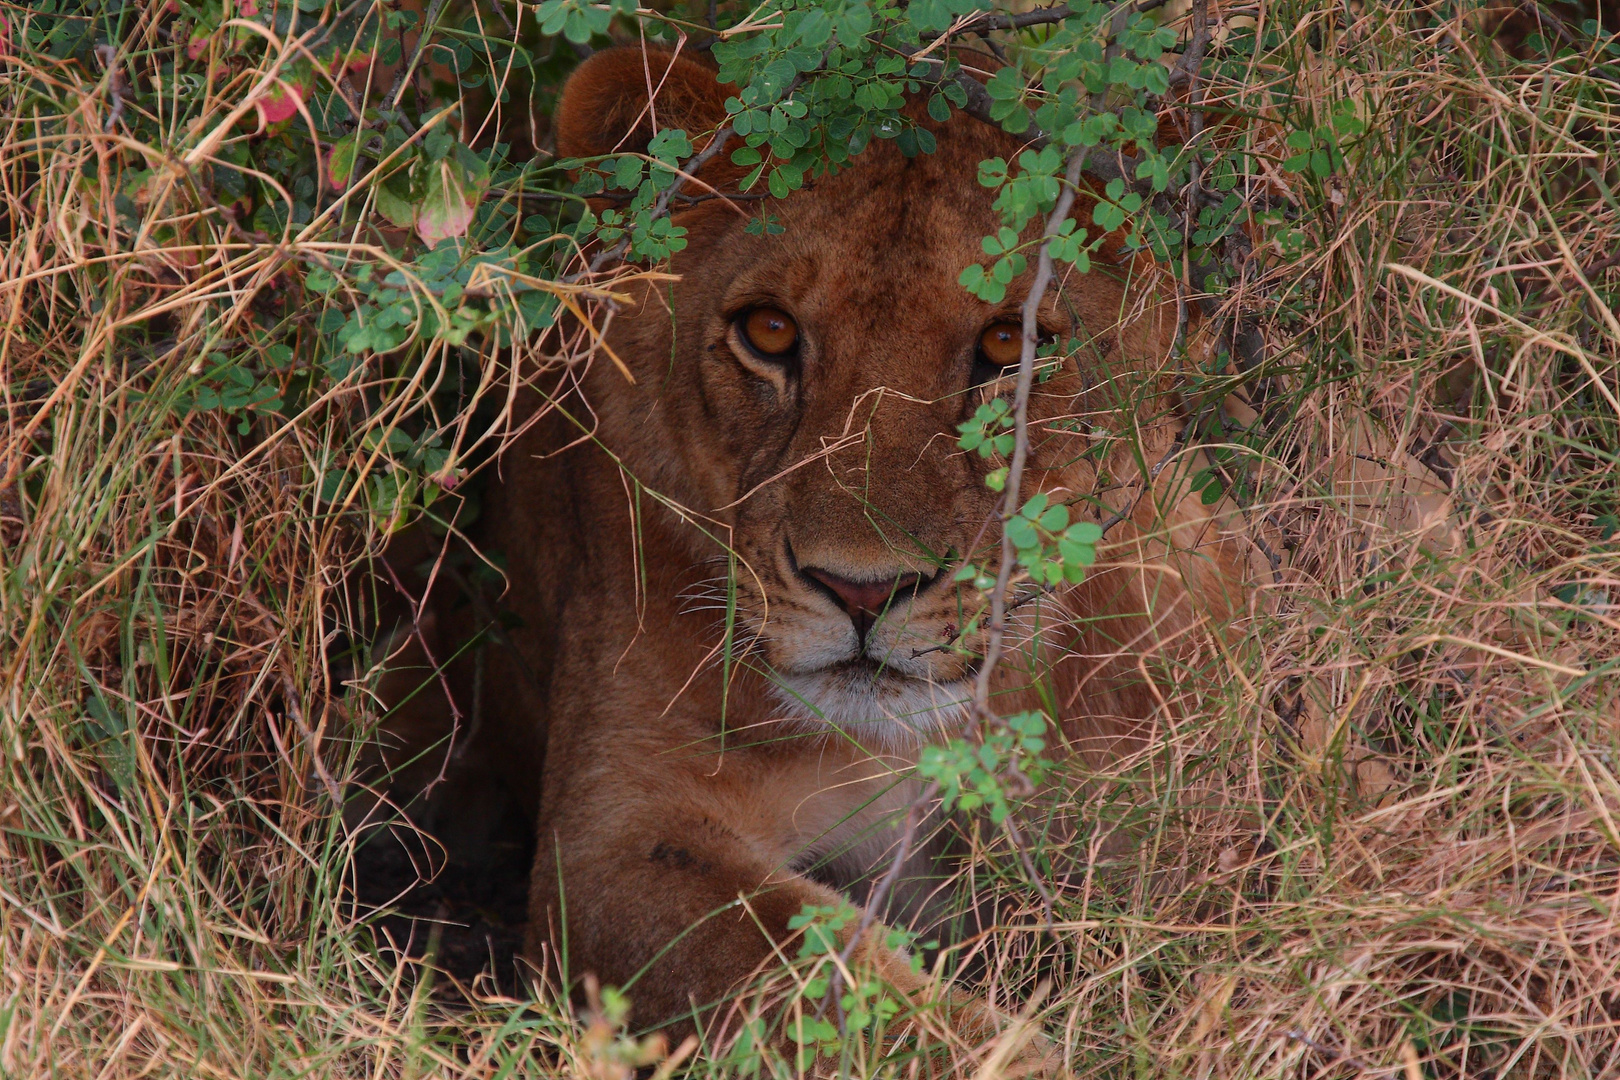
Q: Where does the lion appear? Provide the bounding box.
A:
[371,44,1269,1067]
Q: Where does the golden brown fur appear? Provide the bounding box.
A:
[382,45,1263,1061]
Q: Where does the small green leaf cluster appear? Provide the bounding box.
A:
[983,146,1063,231]
[956,399,1016,459]
[1091,176,1143,232]
[1188,421,1267,506]
[317,422,454,533]
[959,225,1028,302]
[1191,191,1248,252]
[961,144,1107,293]
[536,0,639,44]
[173,351,288,435]
[1002,492,1101,586]
[1254,205,1308,259]
[951,492,1099,593]
[1283,100,1366,178]
[306,243,560,365]
[571,126,699,259]
[781,903,921,1069]
[916,710,1052,824]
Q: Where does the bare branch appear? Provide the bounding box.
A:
[819,782,938,1030]
[973,145,1092,719]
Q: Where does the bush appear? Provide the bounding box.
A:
[2,0,1618,1076]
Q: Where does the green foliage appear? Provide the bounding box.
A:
[1003,492,1101,586]
[781,904,922,1069]
[537,0,639,44]
[1282,99,1366,178]
[956,398,1016,460]
[917,710,1052,823]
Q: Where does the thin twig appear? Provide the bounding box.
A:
[926,0,1171,42]
[391,0,450,112]
[973,145,1092,720]
[819,781,938,1028]
[961,147,1094,933]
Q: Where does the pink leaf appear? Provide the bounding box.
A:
[256,80,304,126]
[415,159,481,247]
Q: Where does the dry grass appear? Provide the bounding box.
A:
[2,0,1619,1077]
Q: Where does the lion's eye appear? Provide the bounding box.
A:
[974,322,1062,386]
[972,321,1025,383]
[979,322,1022,369]
[740,308,799,358]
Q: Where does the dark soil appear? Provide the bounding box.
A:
[351,809,535,994]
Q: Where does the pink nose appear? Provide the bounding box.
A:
[801,567,923,618]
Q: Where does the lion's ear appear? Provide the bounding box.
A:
[555,47,733,164]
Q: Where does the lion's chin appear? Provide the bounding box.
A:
[770,659,973,750]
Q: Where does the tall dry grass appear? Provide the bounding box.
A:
[1,0,1618,1077]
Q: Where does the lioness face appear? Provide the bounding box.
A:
[700,187,1043,743]
[570,56,1148,747]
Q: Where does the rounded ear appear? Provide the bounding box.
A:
[555,46,734,163]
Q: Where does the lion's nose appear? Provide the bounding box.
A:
[799,565,930,644]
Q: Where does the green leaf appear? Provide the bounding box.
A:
[423,123,455,163]
[647,127,692,163]
[1006,516,1038,550]
[374,175,415,228]
[612,154,643,190]
[1068,522,1103,544]
[985,67,1024,102]
[1093,201,1126,231]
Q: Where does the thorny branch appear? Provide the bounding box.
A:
[831,1,1221,996]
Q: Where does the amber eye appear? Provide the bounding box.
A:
[978,321,1023,372]
[740,308,799,357]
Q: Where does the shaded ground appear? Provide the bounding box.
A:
[352,814,535,994]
